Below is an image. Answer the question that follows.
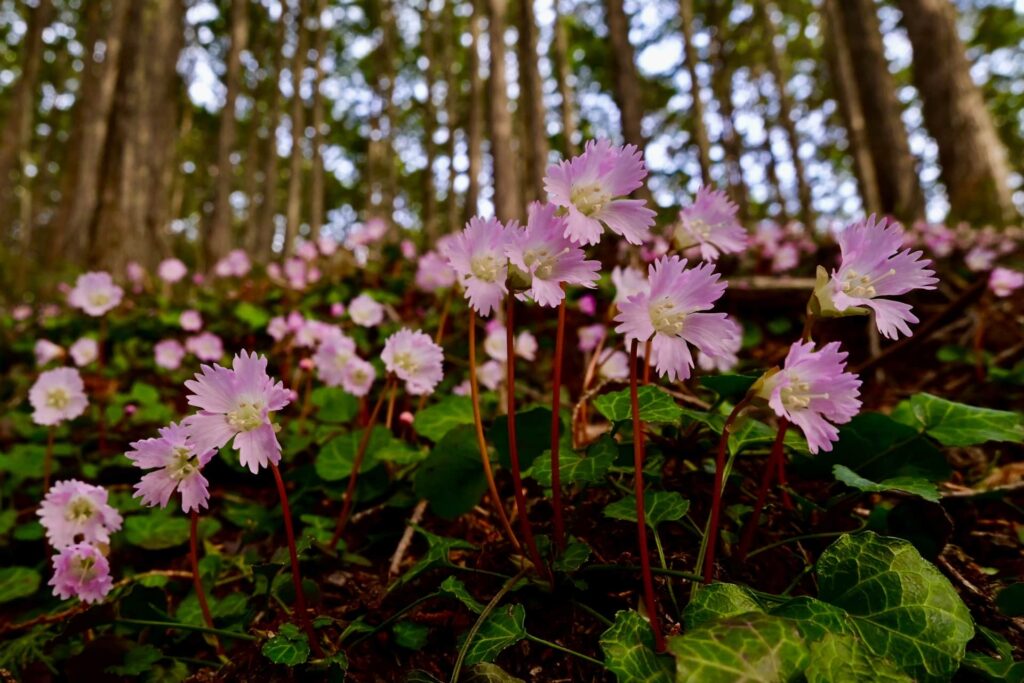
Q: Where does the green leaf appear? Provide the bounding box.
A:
[106,644,163,675]
[311,388,359,423]
[804,633,911,683]
[892,393,1024,446]
[400,527,476,585]
[464,663,526,683]
[599,609,672,683]
[816,531,974,681]
[528,441,616,488]
[552,538,592,573]
[699,374,760,402]
[463,603,527,666]
[832,465,941,502]
[414,425,488,519]
[315,427,395,482]
[593,385,683,424]
[489,407,554,469]
[0,567,40,603]
[413,395,476,442]
[440,576,485,613]
[394,621,430,650]
[124,512,190,550]
[770,597,858,642]
[603,491,689,529]
[684,583,762,630]
[261,623,310,666]
[666,613,809,683]
[235,301,271,330]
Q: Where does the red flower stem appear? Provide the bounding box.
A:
[190,510,224,656]
[98,316,108,454]
[270,463,324,657]
[42,427,54,494]
[776,444,794,510]
[642,339,652,385]
[505,297,551,584]
[629,340,664,652]
[330,377,394,549]
[703,396,751,584]
[550,296,567,552]
[736,418,788,561]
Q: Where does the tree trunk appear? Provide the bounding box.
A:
[516,0,550,203]
[679,0,712,186]
[421,0,438,240]
[896,0,1017,226]
[465,0,485,223]
[550,0,578,158]
[604,0,651,204]
[378,0,398,231]
[706,0,748,219]
[254,16,287,260]
[822,0,882,216]
[284,0,309,255]
[757,73,788,223]
[310,0,328,239]
[485,0,521,223]
[441,0,461,232]
[208,0,250,262]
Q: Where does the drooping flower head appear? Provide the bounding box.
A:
[50,542,114,603]
[183,351,292,473]
[69,337,99,367]
[349,293,385,327]
[38,479,123,548]
[342,357,376,397]
[313,333,358,387]
[990,267,1023,298]
[381,329,444,396]
[186,332,224,362]
[35,339,64,366]
[817,215,938,339]
[674,187,747,261]
[442,216,513,316]
[68,272,123,316]
[30,368,89,426]
[544,139,655,246]
[155,339,186,370]
[614,256,739,382]
[756,341,862,454]
[158,258,188,283]
[505,202,601,307]
[126,422,215,513]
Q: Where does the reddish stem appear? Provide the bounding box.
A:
[629,340,664,652]
[42,427,54,494]
[736,419,788,561]
[642,338,652,385]
[190,510,224,656]
[270,463,324,657]
[505,297,551,583]
[776,444,794,511]
[550,297,567,552]
[703,396,751,584]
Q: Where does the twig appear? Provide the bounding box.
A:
[389,499,429,576]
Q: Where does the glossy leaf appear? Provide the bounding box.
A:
[599,609,672,683]
[891,393,1024,446]
[463,603,527,666]
[413,395,476,442]
[603,491,689,529]
[593,386,683,424]
[832,464,941,502]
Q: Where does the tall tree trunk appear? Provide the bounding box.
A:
[378,0,398,230]
[679,0,712,186]
[707,0,748,219]
[0,0,52,233]
[837,0,922,221]
[757,72,788,223]
[896,0,1017,226]
[516,0,550,203]
[465,0,484,223]
[755,0,815,227]
[254,16,287,260]
[550,0,578,158]
[284,0,309,255]
[822,0,882,216]
[208,0,250,263]
[309,0,328,239]
[485,0,521,222]
[442,0,461,232]
[421,0,438,240]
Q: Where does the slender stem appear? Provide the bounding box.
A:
[571,599,614,627]
[642,338,652,385]
[801,311,814,343]
[297,372,314,435]
[384,381,398,431]
[98,317,108,454]
[629,339,664,652]
[776,442,794,510]
[550,296,567,551]
[270,463,324,657]
[737,419,788,561]
[746,522,867,560]
[450,569,529,683]
[652,527,680,617]
[416,288,455,412]
[702,397,751,584]
[190,510,224,656]
[330,377,393,549]
[526,634,604,667]
[115,619,257,641]
[504,297,550,583]
[42,427,54,494]
[348,591,441,646]
[468,310,521,551]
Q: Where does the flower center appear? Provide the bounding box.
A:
[227,402,264,432]
[334,350,352,369]
[168,446,198,481]
[840,268,896,299]
[470,252,503,283]
[570,182,611,216]
[71,555,98,582]
[89,292,110,308]
[390,351,420,375]
[688,217,713,240]
[649,297,687,336]
[64,495,96,524]
[779,377,829,411]
[524,247,559,280]
[46,387,71,410]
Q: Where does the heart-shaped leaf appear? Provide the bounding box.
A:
[593,386,683,424]
[599,609,672,683]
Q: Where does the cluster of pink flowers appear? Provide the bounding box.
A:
[313,330,377,397]
[126,422,215,513]
[213,249,252,278]
[673,187,748,261]
[68,272,123,317]
[382,329,445,395]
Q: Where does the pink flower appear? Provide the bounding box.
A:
[382,329,444,396]
[477,360,504,391]
[30,368,89,426]
[342,357,376,397]
[989,267,1024,298]
[34,339,64,366]
[126,422,215,513]
[771,243,800,274]
[183,351,292,474]
[757,341,862,454]
[13,304,32,321]
[69,337,99,367]
[443,216,513,316]
[578,294,597,316]
[296,240,319,261]
[674,187,747,260]
[313,333,358,387]
[598,348,630,380]
[267,316,289,342]
[401,239,418,259]
[346,217,388,248]
[697,331,741,373]
[918,222,955,258]
[330,302,346,317]
[125,261,146,284]
[823,215,938,339]
[186,332,224,362]
[614,256,739,382]
[158,258,188,283]
[38,479,123,548]
[544,139,655,245]
[214,249,252,278]
[611,266,649,304]
[515,331,538,361]
[349,294,385,327]
[484,324,507,361]
[179,310,203,331]
[965,246,995,272]
[416,251,457,292]
[318,236,338,256]
[505,202,600,307]
[155,339,186,370]
[577,323,606,352]
[49,542,114,603]
[68,272,123,316]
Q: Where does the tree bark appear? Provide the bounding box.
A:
[679,0,712,186]
[550,0,578,158]
[516,0,550,203]
[254,15,288,260]
[465,0,485,223]
[896,0,1017,226]
[706,0,748,219]
[441,0,461,232]
[310,0,328,239]
[604,0,644,150]
[208,0,250,262]
[485,0,521,223]
[284,0,309,255]
[421,0,438,239]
